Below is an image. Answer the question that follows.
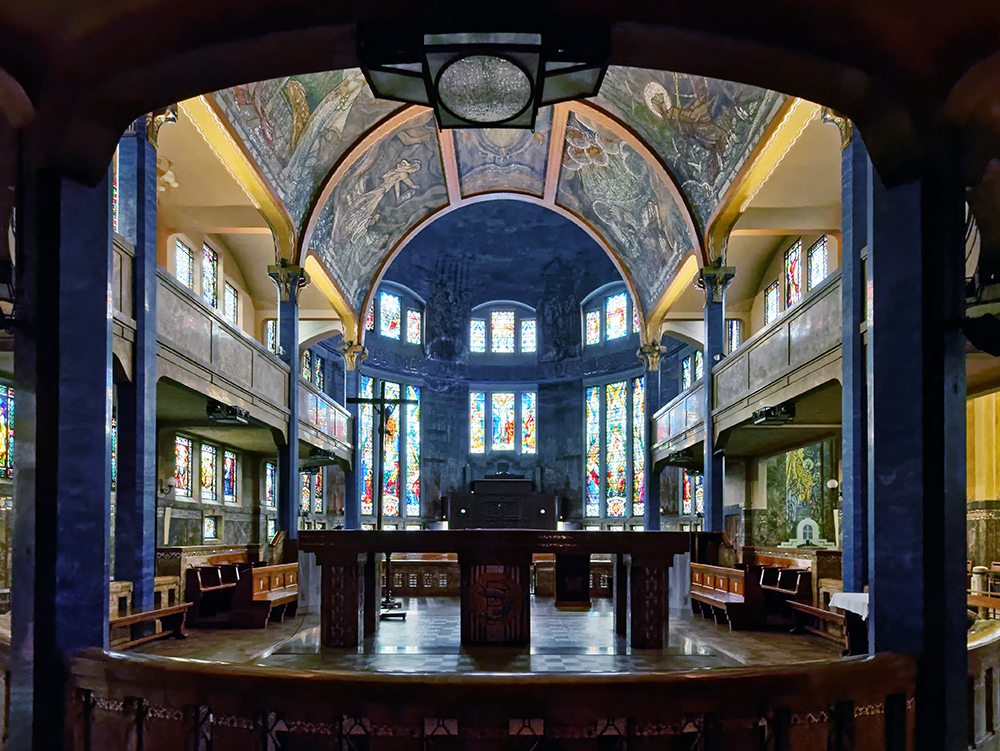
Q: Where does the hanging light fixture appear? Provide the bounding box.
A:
[359,27,610,129]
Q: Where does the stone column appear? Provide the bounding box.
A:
[639,344,665,531]
[867,145,967,750]
[340,343,366,530]
[840,128,869,593]
[10,159,114,749]
[114,113,169,612]
[698,264,734,533]
[268,260,308,540]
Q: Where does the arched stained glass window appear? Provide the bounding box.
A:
[405,385,420,516]
[380,292,401,339]
[470,392,486,453]
[491,311,515,353]
[808,236,828,290]
[175,240,194,289]
[382,382,401,516]
[360,376,375,515]
[491,392,516,450]
[585,310,600,345]
[520,392,536,453]
[605,293,627,340]
[202,245,218,308]
[264,461,276,508]
[174,436,193,498]
[764,281,780,325]
[584,378,646,526]
[223,451,237,504]
[784,239,802,307]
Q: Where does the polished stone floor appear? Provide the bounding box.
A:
[134,597,841,673]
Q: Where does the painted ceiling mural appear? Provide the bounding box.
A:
[454,107,552,198]
[310,110,448,313]
[212,69,403,227]
[592,67,785,227]
[556,112,693,314]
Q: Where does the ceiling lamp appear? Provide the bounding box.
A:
[358,28,610,129]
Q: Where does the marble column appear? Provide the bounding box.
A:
[268,261,308,540]
[699,264,734,533]
[114,115,163,612]
[840,131,869,593]
[340,343,366,530]
[10,159,114,750]
[639,344,664,530]
[867,146,967,750]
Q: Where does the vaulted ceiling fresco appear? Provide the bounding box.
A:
[210,66,787,330]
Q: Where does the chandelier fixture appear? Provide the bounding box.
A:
[359,28,610,129]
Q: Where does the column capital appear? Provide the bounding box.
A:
[697,262,735,303]
[338,342,368,371]
[145,104,178,147]
[268,259,309,302]
[637,343,665,371]
[822,107,853,151]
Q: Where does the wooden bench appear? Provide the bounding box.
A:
[691,564,765,630]
[759,568,812,617]
[228,563,298,628]
[109,602,192,650]
[789,600,846,646]
[184,566,236,623]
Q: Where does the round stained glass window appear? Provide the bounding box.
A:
[436,55,532,124]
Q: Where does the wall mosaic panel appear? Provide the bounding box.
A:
[454,107,552,197]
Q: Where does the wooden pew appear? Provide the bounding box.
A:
[228,563,298,628]
[759,568,812,617]
[109,602,192,650]
[789,601,846,647]
[184,566,236,623]
[690,563,765,630]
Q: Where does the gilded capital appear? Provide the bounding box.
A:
[697,263,736,303]
[267,259,309,303]
[638,343,665,372]
[339,342,368,371]
[821,107,852,151]
[146,104,178,147]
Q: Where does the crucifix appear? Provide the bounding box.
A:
[347,379,418,620]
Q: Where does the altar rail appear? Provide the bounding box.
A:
[67,648,915,750]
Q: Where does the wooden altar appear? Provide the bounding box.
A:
[298,530,705,649]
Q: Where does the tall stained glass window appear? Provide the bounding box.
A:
[681,356,693,389]
[111,407,117,491]
[315,355,325,390]
[382,382,401,516]
[300,473,311,512]
[784,239,802,307]
[111,146,120,234]
[633,306,641,335]
[174,436,193,497]
[694,474,705,514]
[175,240,194,289]
[407,310,421,344]
[365,306,375,331]
[405,385,420,516]
[808,236,828,290]
[585,386,601,517]
[314,471,324,513]
[491,392,515,450]
[301,350,312,381]
[605,381,628,517]
[266,518,276,540]
[693,351,704,382]
[380,292,401,339]
[470,392,486,453]
[727,320,742,354]
[264,461,276,507]
[764,281,780,325]
[265,320,277,353]
[360,376,374,515]
[224,282,239,325]
[520,319,536,353]
[585,310,600,345]
[491,311,515,353]
[202,245,218,307]
[632,377,645,518]
[470,320,486,353]
[223,450,237,504]
[0,386,12,479]
[200,445,217,502]
[521,392,536,453]
[682,470,693,514]
[606,293,627,340]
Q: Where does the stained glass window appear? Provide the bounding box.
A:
[300,473,311,512]
[0,386,12,479]
[365,305,374,331]
[202,245,218,308]
[633,306,641,335]
[681,356,693,389]
[407,310,421,344]
[694,474,705,514]
[264,461,276,507]
[785,239,802,307]
[314,355,325,390]
[491,392,515,450]
[520,319,536,353]
[764,281,780,325]
[632,377,645,518]
[266,518,276,540]
[224,282,239,325]
[521,392,536,454]
[265,320,277,353]
[682,470,693,515]
[491,311,515,353]
[470,319,486,353]
[380,292,401,339]
[470,392,486,453]
[405,385,420,516]
[606,293,627,340]
[585,310,600,345]
[314,471,324,513]
[200,445,217,502]
[175,240,194,289]
[585,386,600,517]
[174,436,192,497]
[203,516,218,541]
[727,320,742,354]
[112,147,119,234]
[301,350,312,382]
[605,381,628,517]
[110,407,117,492]
[360,376,374,515]
[382,382,400,516]
[808,236,828,290]
[693,351,704,382]
[223,450,237,504]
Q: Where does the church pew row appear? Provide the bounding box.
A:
[183,563,298,627]
[690,563,766,630]
[67,648,916,750]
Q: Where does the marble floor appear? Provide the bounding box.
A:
[133,597,842,673]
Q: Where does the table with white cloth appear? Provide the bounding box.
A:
[829,592,869,655]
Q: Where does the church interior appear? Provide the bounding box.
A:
[1,2,1000,750]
